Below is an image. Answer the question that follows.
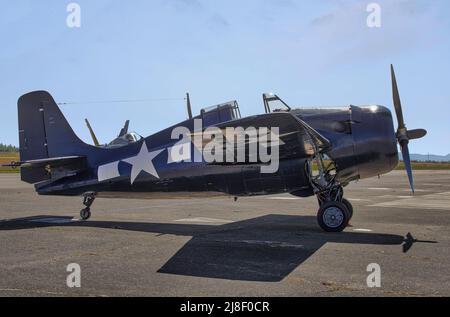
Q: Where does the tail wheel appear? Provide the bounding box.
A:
[80,208,91,221]
[317,201,350,232]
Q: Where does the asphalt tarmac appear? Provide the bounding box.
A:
[0,171,449,296]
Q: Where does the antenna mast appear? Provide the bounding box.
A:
[186,93,193,120]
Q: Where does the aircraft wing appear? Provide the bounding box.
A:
[194,112,331,164]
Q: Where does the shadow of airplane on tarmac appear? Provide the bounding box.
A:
[0,214,437,282]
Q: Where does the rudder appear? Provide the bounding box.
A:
[18,91,88,161]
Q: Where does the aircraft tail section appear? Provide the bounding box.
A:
[18,91,91,184]
[18,91,89,161]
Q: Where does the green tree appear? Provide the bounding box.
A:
[0,143,19,153]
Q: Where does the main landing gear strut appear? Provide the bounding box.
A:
[80,192,96,221]
[309,154,354,232]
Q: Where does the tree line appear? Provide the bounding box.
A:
[0,143,19,153]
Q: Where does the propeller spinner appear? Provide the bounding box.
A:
[390,65,427,194]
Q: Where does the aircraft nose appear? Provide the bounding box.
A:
[372,105,399,148]
[350,105,399,179]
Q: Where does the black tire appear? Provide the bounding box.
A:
[317,201,350,232]
[80,208,91,221]
[341,198,354,220]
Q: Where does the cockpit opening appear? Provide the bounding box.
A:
[200,100,241,126]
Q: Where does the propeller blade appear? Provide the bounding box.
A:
[401,143,415,194]
[119,120,130,137]
[390,65,427,194]
[85,119,100,146]
[391,65,406,130]
[407,129,427,140]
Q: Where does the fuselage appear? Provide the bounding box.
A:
[35,104,399,199]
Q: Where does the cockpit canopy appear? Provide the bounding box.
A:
[200,100,241,126]
[263,93,292,113]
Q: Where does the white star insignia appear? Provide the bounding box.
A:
[123,142,164,184]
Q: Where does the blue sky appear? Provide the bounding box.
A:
[1,0,449,154]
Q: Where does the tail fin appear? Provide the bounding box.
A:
[18,91,93,184]
[18,91,89,162]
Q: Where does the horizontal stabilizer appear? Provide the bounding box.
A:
[18,156,88,184]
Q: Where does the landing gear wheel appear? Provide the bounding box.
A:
[80,208,91,221]
[317,201,350,232]
[79,192,96,221]
[341,198,353,221]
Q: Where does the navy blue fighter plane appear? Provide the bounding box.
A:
[6,66,427,232]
